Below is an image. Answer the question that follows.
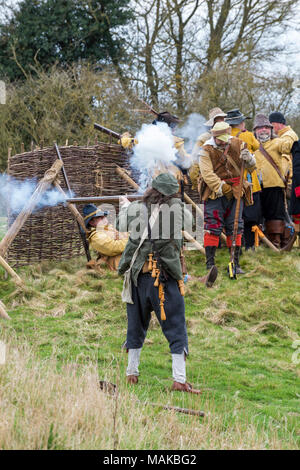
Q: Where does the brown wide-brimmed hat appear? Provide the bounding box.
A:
[205,107,227,127]
[253,114,273,130]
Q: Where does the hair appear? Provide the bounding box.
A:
[142,187,180,205]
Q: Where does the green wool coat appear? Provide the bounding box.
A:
[116,199,193,286]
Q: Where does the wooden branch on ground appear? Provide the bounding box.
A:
[0,159,63,257]
[182,230,205,254]
[0,300,11,320]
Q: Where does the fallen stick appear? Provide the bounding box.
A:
[251,225,280,252]
[99,381,205,417]
[0,159,63,257]
[148,402,205,417]
[0,300,11,320]
[0,255,23,286]
[182,230,205,255]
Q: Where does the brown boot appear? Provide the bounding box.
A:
[127,375,138,385]
[265,220,285,249]
[172,381,201,394]
[199,265,218,288]
[281,231,297,251]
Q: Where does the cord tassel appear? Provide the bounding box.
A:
[148,253,153,271]
[177,280,185,296]
[158,283,166,321]
[151,259,157,277]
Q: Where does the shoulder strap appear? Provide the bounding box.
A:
[259,143,286,186]
[127,204,160,271]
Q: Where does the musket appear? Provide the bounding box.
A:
[94,123,121,140]
[66,195,142,204]
[54,143,91,262]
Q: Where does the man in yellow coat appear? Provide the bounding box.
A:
[253,114,293,249]
[225,109,262,250]
[269,112,298,190]
[83,204,128,271]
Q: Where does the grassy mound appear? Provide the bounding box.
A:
[0,247,299,449]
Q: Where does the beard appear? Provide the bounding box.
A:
[257,133,270,143]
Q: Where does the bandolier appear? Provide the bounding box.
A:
[198,122,256,273]
[117,173,200,394]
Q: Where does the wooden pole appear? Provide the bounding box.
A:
[53,182,88,234]
[115,165,141,191]
[251,225,280,252]
[0,159,63,257]
[182,230,205,254]
[0,255,23,285]
[0,300,10,320]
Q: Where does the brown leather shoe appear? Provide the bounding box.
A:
[198,265,218,288]
[172,381,201,394]
[127,375,138,385]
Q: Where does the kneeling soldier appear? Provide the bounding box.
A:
[117,173,201,394]
[83,204,128,271]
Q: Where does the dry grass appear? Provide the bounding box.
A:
[0,332,298,450]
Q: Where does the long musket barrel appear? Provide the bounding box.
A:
[66,195,142,204]
[94,123,121,140]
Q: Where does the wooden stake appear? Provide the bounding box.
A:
[0,255,23,285]
[115,165,141,191]
[0,300,11,320]
[53,182,88,234]
[0,159,63,257]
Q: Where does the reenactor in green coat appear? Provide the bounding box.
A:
[117,173,201,394]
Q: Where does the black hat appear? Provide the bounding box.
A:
[269,112,286,125]
[225,109,250,126]
[153,111,180,129]
[83,204,109,227]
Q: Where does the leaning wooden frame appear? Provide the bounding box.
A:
[6,143,203,266]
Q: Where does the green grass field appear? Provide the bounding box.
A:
[0,242,299,449]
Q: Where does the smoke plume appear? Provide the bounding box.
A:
[177,113,206,155]
[130,122,177,190]
[0,174,71,215]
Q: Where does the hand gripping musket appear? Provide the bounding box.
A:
[54,143,91,262]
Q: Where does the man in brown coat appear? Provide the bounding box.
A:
[199,122,256,273]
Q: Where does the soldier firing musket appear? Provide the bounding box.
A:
[116,173,201,393]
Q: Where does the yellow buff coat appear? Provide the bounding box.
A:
[230,127,261,193]
[88,225,128,271]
